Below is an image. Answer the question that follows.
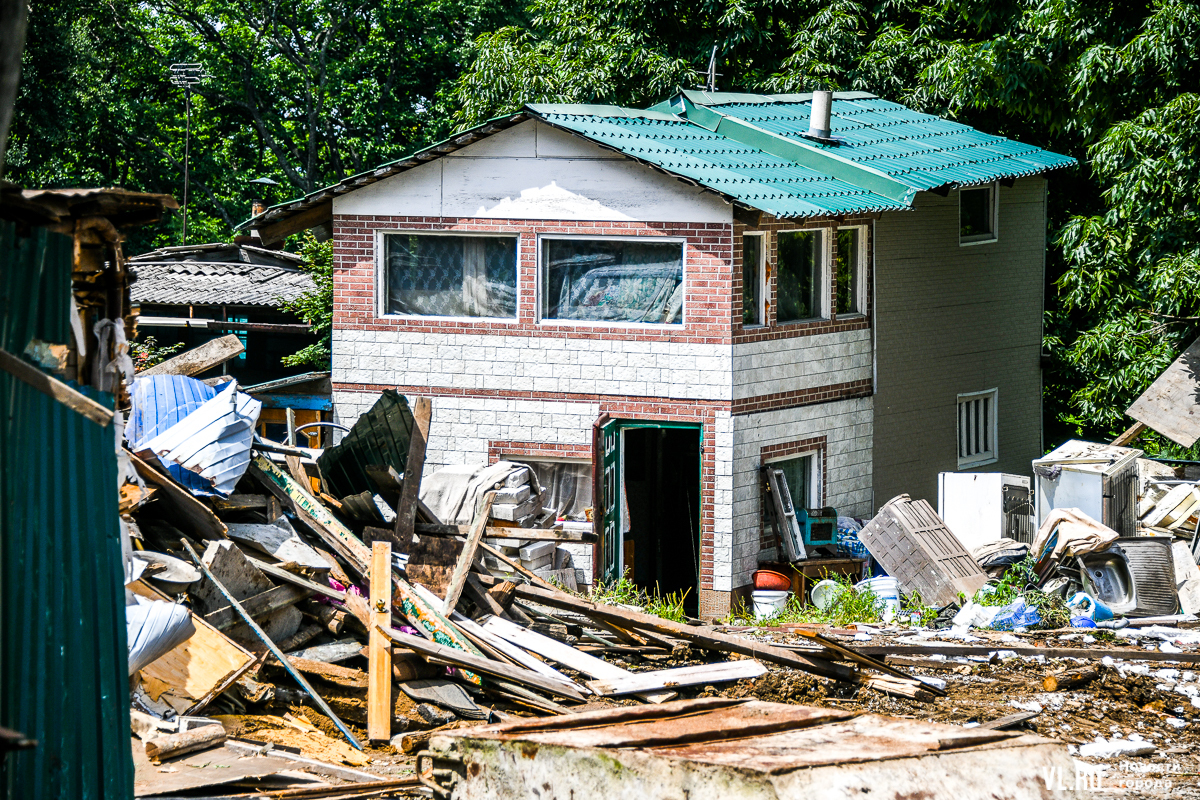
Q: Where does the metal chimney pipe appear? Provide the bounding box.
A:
[808,90,833,139]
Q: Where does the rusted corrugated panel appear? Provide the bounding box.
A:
[317,389,414,500]
[0,219,133,799]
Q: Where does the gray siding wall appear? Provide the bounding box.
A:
[873,177,1047,507]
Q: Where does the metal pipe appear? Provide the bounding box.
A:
[808,91,833,138]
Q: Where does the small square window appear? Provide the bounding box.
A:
[957,389,998,467]
[384,233,517,318]
[835,227,864,315]
[777,230,823,323]
[960,184,997,244]
[741,233,764,326]
[542,238,684,324]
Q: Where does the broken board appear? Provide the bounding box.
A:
[1126,336,1200,448]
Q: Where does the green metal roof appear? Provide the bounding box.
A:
[241,91,1075,230]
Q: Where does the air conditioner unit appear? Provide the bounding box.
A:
[937,472,1035,551]
[1032,440,1142,537]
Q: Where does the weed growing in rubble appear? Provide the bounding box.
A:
[970,556,1073,629]
[583,570,692,623]
[898,589,939,626]
[725,572,884,626]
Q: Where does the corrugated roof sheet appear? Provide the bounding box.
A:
[681,91,1077,192]
[130,261,314,306]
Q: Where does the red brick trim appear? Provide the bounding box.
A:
[730,379,873,416]
[759,435,829,549]
[488,442,591,462]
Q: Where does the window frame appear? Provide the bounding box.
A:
[763,449,821,509]
[957,388,999,469]
[774,227,829,326]
[834,224,868,318]
[958,183,999,246]
[375,229,522,322]
[535,233,688,328]
[739,231,768,328]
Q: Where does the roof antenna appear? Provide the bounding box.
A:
[706,46,719,93]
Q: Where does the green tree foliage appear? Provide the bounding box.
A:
[456,0,1200,446]
[280,232,335,368]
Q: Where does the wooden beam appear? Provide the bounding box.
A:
[443,492,495,614]
[374,625,587,702]
[476,540,558,592]
[0,347,112,426]
[247,557,346,602]
[473,575,857,683]
[137,334,245,377]
[585,660,767,696]
[1112,421,1147,447]
[127,450,228,540]
[416,523,598,544]
[368,541,392,742]
[256,200,333,247]
[204,584,310,631]
[391,396,431,556]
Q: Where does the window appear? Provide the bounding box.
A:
[509,458,593,521]
[960,184,997,244]
[777,229,823,322]
[228,315,249,360]
[541,238,684,324]
[741,233,764,326]
[771,453,818,510]
[958,389,998,467]
[835,227,864,315]
[384,233,517,318]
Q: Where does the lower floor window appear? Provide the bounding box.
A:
[541,238,684,324]
[509,458,593,521]
[774,453,816,510]
[958,389,998,467]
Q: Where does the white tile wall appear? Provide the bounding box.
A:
[732,328,872,400]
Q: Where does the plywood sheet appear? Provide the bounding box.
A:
[133,739,299,796]
[1127,337,1200,447]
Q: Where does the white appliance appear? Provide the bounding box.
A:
[937,472,1035,551]
[1032,440,1142,537]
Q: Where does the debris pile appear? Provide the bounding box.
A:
[120,357,934,798]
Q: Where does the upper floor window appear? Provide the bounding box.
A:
[777,229,824,323]
[541,237,684,324]
[384,233,517,318]
[958,388,998,468]
[835,227,865,315]
[960,184,998,245]
[742,233,765,326]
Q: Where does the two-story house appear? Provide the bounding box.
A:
[242,90,1074,618]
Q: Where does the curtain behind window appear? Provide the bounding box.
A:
[542,239,683,323]
[386,234,516,317]
[516,460,593,520]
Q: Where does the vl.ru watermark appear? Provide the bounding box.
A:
[1043,762,1189,793]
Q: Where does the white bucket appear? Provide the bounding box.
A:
[856,576,900,622]
[752,590,789,621]
[810,579,842,611]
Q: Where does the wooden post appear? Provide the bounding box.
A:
[1111,421,1147,447]
[368,541,393,743]
[137,333,245,376]
[442,491,495,614]
[391,396,432,557]
[286,407,297,446]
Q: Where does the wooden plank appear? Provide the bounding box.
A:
[449,612,582,687]
[138,334,245,377]
[1126,336,1200,447]
[257,199,333,247]
[443,491,495,614]
[375,625,586,702]
[368,541,392,742]
[225,521,332,571]
[477,540,558,592]
[391,396,431,556]
[127,449,227,540]
[480,614,674,704]
[585,660,768,696]
[247,557,346,602]
[144,726,227,763]
[1112,421,1147,447]
[979,711,1040,730]
[416,522,598,544]
[180,540,363,750]
[0,346,112,426]
[204,584,310,632]
[473,575,857,683]
[212,494,268,512]
[853,643,1200,664]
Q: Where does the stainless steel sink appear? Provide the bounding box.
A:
[1080,536,1179,617]
[1079,550,1136,615]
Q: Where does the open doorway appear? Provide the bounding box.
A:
[615,424,701,616]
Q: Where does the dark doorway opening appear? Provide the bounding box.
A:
[622,426,701,616]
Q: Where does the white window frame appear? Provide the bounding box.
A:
[957,388,999,468]
[375,229,522,322]
[958,183,999,246]
[835,224,868,317]
[774,227,829,325]
[741,231,766,327]
[764,450,821,509]
[535,233,688,328]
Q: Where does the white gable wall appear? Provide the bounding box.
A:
[333,119,732,224]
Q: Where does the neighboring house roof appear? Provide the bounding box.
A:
[129,243,313,307]
[239,91,1075,233]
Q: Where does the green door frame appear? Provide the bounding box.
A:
[596,418,703,585]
